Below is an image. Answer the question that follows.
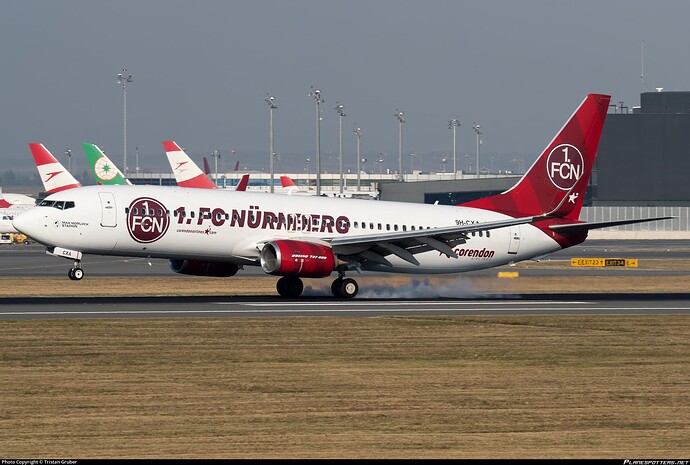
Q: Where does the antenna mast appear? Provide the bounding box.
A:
[640,40,648,93]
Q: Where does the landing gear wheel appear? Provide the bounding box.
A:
[331,277,343,296]
[276,276,304,298]
[332,277,358,299]
[68,267,84,281]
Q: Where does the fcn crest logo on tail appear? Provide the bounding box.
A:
[547,144,584,190]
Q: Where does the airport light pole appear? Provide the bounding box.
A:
[395,109,405,181]
[265,94,277,193]
[473,122,482,179]
[212,149,220,186]
[117,69,133,175]
[354,126,362,191]
[135,145,140,174]
[309,86,324,196]
[64,148,72,174]
[335,102,346,194]
[449,118,460,179]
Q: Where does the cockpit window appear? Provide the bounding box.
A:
[38,199,75,209]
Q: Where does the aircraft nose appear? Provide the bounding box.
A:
[12,208,41,237]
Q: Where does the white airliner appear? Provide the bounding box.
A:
[14,94,670,297]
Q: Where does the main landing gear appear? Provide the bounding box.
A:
[67,262,84,281]
[276,274,359,299]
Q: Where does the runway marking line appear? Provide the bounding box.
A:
[4,306,690,316]
[237,300,591,307]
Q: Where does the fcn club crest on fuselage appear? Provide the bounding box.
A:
[127,197,170,243]
[546,143,584,190]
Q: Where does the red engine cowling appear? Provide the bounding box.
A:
[168,259,239,277]
[260,240,336,278]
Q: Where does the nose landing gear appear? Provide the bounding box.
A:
[67,262,84,281]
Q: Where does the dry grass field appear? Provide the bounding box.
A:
[1,258,689,458]
[1,316,689,458]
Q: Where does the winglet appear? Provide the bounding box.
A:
[28,143,81,193]
[236,173,249,191]
[280,175,297,187]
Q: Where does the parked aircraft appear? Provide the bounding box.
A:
[0,193,36,232]
[163,141,249,191]
[29,143,82,193]
[0,202,32,233]
[14,94,670,296]
[82,143,132,185]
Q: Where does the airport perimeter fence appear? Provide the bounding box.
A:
[580,206,689,231]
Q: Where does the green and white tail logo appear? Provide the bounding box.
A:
[94,156,118,181]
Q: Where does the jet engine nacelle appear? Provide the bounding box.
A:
[260,240,335,278]
[168,259,239,277]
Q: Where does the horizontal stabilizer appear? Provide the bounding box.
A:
[549,216,674,232]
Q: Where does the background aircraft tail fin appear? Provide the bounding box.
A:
[162,140,217,189]
[28,143,82,193]
[82,142,131,185]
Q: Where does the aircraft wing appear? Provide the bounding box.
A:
[326,215,537,267]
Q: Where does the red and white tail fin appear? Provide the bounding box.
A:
[162,141,217,189]
[235,173,249,191]
[463,94,610,219]
[280,175,297,188]
[28,143,82,193]
[202,157,212,175]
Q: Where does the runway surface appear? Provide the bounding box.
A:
[2,239,690,278]
[2,293,690,319]
[1,240,689,319]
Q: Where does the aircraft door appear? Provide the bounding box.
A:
[508,225,520,254]
[99,192,117,227]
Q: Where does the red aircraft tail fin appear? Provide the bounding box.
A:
[462,93,610,219]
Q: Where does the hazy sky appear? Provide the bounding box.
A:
[3,0,690,177]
